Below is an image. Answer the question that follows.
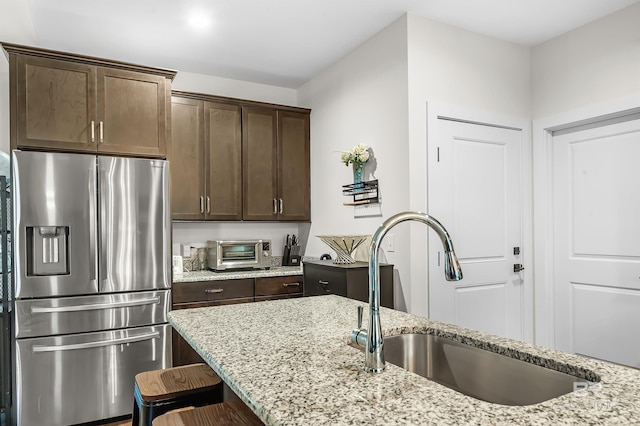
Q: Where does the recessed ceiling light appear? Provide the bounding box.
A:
[188,11,211,29]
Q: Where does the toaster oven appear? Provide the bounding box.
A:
[207,240,271,271]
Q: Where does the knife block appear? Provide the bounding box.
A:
[282,246,301,266]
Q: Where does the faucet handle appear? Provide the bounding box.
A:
[357,305,363,329]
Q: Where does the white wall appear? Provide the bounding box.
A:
[0,0,38,154]
[406,15,530,317]
[298,16,411,310]
[297,14,531,315]
[172,71,299,106]
[530,2,640,347]
[531,2,640,120]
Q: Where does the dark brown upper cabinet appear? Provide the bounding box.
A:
[277,110,311,221]
[242,107,279,220]
[170,96,206,220]
[243,107,310,221]
[3,43,175,158]
[171,91,310,222]
[170,94,243,221]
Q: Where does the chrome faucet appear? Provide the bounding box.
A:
[350,211,463,373]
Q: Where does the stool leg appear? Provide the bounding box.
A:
[139,405,152,426]
[131,400,140,426]
[133,384,151,426]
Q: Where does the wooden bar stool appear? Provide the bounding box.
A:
[152,400,264,426]
[132,363,223,426]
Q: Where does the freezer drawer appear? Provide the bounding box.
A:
[15,324,171,426]
[14,289,170,338]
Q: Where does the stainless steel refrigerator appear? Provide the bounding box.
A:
[11,150,172,425]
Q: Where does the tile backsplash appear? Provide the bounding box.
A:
[183,247,208,272]
[179,245,283,272]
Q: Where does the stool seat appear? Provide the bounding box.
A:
[133,363,223,426]
[152,400,264,426]
[136,363,222,401]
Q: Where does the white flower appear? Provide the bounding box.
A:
[341,144,370,166]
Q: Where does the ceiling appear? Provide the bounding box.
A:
[1,0,638,88]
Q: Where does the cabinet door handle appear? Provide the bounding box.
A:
[200,196,205,214]
[279,198,283,214]
[204,288,224,294]
[206,196,211,214]
[318,280,329,286]
[90,120,95,143]
[283,282,300,287]
[99,121,104,143]
[273,198,277,214]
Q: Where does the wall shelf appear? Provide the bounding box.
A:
[342,180,379,205]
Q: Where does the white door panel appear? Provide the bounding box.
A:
[572,284,640,367]
[453,138,506,259]
[571,132,640,257]
[429,118,524,340]
[455,283,507,337]
[553,117,640,366]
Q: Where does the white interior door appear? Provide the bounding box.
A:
[428,117,524,340]
[552,115,640,367]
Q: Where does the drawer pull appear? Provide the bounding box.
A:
[282,282,300,287]
[318,280,329,286]
[204,288,224,294]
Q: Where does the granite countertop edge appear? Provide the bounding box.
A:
[168,295,640,425]
[173,266,303,283]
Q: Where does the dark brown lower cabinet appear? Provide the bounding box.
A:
[254,275,304,302]
[171,275,304,366]
[303,260,394,309]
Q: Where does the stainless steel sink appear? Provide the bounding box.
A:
[360,333,590,406]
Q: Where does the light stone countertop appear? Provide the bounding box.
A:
[168,295,640,425]
[172,266,303,283]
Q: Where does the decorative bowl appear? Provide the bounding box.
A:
[316,235,369,264]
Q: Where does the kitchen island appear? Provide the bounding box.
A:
[168,295,640,425]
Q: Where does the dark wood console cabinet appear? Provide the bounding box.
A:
[303,260,394,309]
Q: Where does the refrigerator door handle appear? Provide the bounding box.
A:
[31,296,160,314]
[89,159,98,283]
[32,331,160,353]
[98,163,108,287]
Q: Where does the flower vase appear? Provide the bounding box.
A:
[352,162,364,185]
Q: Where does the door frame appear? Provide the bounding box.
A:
[421,101,533,343]
[532,92,640,348]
